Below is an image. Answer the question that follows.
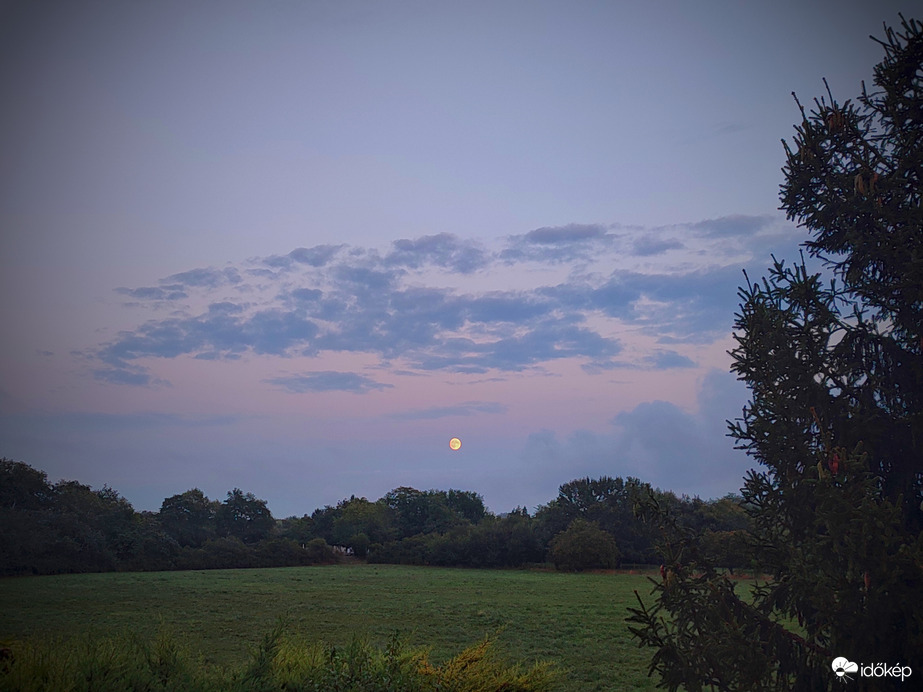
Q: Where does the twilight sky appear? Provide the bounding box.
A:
[0,0,913,518]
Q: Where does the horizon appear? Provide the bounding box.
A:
[8,454,744,520]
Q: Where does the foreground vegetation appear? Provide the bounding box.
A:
[0,563,664,690]
[0,626,557,692]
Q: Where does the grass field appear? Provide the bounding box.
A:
[0,564,664,690]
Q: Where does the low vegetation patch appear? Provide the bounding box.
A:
[0,624,557,692]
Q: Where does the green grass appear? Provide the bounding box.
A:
[0,565,663,690]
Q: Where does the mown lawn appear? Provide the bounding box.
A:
[0,564,663,691]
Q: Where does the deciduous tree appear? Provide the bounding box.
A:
[216,488,274,544]
[159,488,218,547]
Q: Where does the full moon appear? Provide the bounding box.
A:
[449,437,462,451]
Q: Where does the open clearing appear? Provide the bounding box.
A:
[0,564,663,690]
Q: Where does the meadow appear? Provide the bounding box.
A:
[0,563,663,691]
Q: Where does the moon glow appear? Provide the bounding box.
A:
[449,437,462,451]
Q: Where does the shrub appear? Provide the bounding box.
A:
[348,532,371,559]
[549,518,620,571]
[303,537,338,564]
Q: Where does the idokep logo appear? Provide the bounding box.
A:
[832,657,858,682]
[831,657,913,684]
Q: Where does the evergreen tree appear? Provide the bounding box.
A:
[629,16,923,691]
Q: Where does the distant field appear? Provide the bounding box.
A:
[0,564,664,690]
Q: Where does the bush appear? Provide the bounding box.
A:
[303,537,338,564]
[348,532,371,558]
[549,519,620,571]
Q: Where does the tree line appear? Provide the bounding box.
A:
[0,457,751,576]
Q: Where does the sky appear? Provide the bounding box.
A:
[0,0,914,518]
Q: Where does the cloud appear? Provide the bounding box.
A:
[94,261,708,377]
[385,233,489,274]
[520,370,754,500]
[631,236,685,256]
[91,218,794,383]
[406,317,622,373]
[580,359,639,374]
[389,401,508,420]
[539,265,746,342]
[290,245,345,266]
[500,223,617,263]
[611,370,752,492]
[287,288,323,304]
[92,367,156,387]
[644,350,697,369]
[523,223,608,244]
[164,266,242,288]
[264,371,393,394]
[263,244,346,271]
[587,267,747,341]
[464,292,550,324]
[689,214,775,238]
[252,247,348,281]
[115,285,188,301]
[96,303,320,368]
[333,263,404,294]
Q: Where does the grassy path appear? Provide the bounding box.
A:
[0,564,662,690]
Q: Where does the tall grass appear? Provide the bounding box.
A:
[0,623,557,692]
